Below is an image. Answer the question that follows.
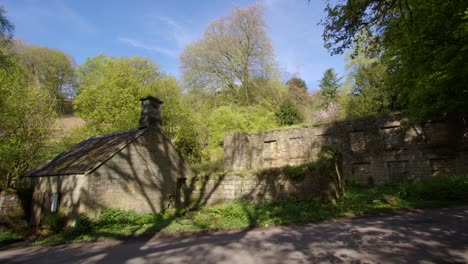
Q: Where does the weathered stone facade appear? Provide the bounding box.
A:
[89,130,191,215]
[30,129,191,224]
[28,96,192,225]
[186,170,336,206]
[0,192,26,229]
[224,113,468,185]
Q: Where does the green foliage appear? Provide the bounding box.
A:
[283,165,304,180]
[395,175,468,201]
[319,68,341,103]
[207,104,277,150]
[286,77,309,107]
[286,77,307,92]
[75,55,164,133]
[0,6,13,39]
[275,99,304,126]
[191,158,224,175]
[74,54,203,162]
[339,36,394,119]
[0,56,56,189]
[43,213,67,233]
[68,216,94,235]
[96,208,149,227]
[14,41,76,107]
[0,6,14,65]
[0,229,25,243]
[180,3,279,106]
[30,174,467,245]
[322,0,468,120]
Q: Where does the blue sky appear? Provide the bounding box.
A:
[2,0,346,91]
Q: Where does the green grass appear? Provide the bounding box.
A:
[0,229,27,244]
[8,174,468,245]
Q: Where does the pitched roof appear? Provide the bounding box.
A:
[25,128,146,177]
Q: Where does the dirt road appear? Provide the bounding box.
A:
[1,206,467,263]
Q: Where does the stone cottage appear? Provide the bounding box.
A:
[25,96,192,225]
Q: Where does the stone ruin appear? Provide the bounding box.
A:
[224,113,468,185]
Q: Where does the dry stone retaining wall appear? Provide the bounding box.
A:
[0,192,25,228]
[224,113,468,185]
[186,170,334,206]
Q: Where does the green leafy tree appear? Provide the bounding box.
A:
[14,41,76,112]
[321,0,468,120]
[180,3,278,105]
[0,56,56,189]
[0,8,56,189]
[0,6,13,39]
[275,99,304,126]
[206,104,276,157]
[0,6,14,67]
[74,55,202,162]
[319,68,341,103]
[339,33,395,119]
[286,77,309,106]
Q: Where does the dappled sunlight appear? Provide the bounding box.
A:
[1,206,466,263]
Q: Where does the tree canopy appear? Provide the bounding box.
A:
[275,99,304,126]
[321,0,468,119]
[0,6,14,66]
[180,3,278,105]
[319,68,341,103]
[14,41,76,111]
[75,55,179,133]
[0,9,56,188]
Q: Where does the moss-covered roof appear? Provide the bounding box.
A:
[25,128,146,177]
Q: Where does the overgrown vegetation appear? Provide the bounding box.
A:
[1,1,467,247]
[322,0,468,120]
[13,174,462,245]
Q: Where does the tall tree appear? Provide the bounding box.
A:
[0,6,57,189]
[0,6,13,39]
[14,42,76,108]
[319,68,341,103]
[74,55,203,162]
[339,32,395,119]
[180,3,278,105]
[0,52,56,189]
[321,0,468,120]
[0,6,14,67]
[286,77,309,106]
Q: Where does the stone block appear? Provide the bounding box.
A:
[424,121,449,145]
[351,163,371,185]
[388,160,410,181]
[430,158,454,176]
[349,131,367,153]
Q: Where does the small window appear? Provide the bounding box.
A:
[51,193,59,213]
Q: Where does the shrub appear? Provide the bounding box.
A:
[397,175,468,201]
[275,99,304,126]
[44,213,67,233]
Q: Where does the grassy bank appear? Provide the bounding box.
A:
[3,174,467,245]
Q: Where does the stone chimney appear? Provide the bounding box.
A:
[139,96,163,129]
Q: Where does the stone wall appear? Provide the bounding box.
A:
[31,129,192,223]
[224,113,468,185]
[0,192,26,228]
[185,170,336,206]
[89,129,192,215]
[31,174,88,225]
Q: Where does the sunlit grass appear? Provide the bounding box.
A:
[15,174,468,245]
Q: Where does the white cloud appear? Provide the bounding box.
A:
[157,16,197,48]
[118,37,178,58]
[6,0,95,34]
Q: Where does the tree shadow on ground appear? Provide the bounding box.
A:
[1,206,466,263]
